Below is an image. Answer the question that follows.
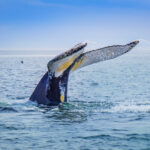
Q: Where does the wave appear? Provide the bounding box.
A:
[0,106,18,112]
[102,102,150,113]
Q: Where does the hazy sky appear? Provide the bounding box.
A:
[0,0,150,50]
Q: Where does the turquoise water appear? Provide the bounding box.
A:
[0,53,150,150]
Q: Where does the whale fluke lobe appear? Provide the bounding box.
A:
[71,40,139,71]
[30,41,139,106]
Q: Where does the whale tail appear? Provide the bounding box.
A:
[30,40,139,106]
[30,43,87,105]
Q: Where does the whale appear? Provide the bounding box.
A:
[30,40,139,106]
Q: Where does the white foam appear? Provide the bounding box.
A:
[103,102,150,113]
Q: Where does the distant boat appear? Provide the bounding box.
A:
[21,60,24,64]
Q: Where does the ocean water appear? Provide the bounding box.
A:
[0,53,150,150]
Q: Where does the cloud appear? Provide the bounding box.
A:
[22,0,69,8]
[107,0,150,4]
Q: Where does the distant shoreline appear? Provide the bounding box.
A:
[0,50,61,56]
[0,55,56,57]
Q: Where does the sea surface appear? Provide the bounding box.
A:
[0,52,150,150]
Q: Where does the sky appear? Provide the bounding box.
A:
[0,0,150,51]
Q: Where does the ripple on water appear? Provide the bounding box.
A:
[126,133,150,142]
[0,106,18,113]
[43,103,88,123]
[0,102,18,113]
[0,123,19,130]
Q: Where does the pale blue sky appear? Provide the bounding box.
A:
[0,0,150,50]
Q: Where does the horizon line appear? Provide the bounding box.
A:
[0,48,64,51]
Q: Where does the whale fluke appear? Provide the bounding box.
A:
[30,41,139,106]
